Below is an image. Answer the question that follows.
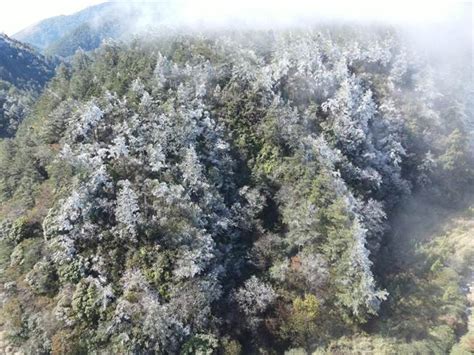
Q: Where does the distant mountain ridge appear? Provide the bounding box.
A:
[13,2,116,51]
[13,2,169,57]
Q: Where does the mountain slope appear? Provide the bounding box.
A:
[0,34,57,137]
[0,34,56,90]
[44,21,124,58]
[13,2,116,51]
[0,29,472,354]
[314,198,474,353]
[13,2,169,57]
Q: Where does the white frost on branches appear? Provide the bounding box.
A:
[115,180,141,239]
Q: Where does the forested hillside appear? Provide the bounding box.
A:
[13,3,117,51]
[0,34,56,138]
[0,28,472,354]
[13,2,169,58]
[44,21,124,58]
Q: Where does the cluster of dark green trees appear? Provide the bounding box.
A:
[0,28,472,354]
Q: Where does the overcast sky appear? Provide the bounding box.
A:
[0,0,471,36]
[0,0,105,35]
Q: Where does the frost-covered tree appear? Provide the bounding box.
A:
[236,276,276,316]
[1,27,471,355]
[115,179,141,240]
[73,101,103,140]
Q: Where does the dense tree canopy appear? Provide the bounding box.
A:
[0,28,472,354]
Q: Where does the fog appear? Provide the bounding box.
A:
[110,0,472,145]
[115,0,473,170]
[112,1,471,65]
[113,1,469,30]
[168,0,467,27]
[114,0,468,27]
[116,1,473,109]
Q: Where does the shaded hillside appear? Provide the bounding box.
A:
[362,196,473,353]
[0,34,57,137]
[313,197,474,353]
[0,34,56,90]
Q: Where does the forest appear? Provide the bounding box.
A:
[0,24,473,354]
[0,34,56,138]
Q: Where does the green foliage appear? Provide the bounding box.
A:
[1,298,26,341]
[126,246,173,300]
[7,216,40,243]
[0,27,472,355]
[26,260,58,295]
[0,239,13,274]
[181,334,219,355]
[280,294,321,348]
[8,237,43,275]
[220,337,242,355]
[46,22,120,58]
[71,279,101,324]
